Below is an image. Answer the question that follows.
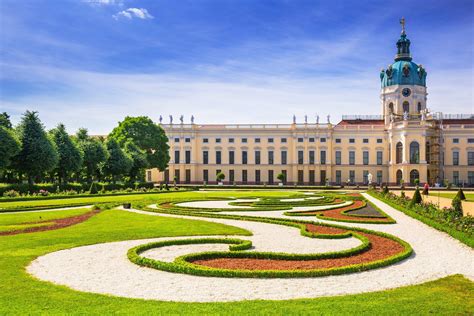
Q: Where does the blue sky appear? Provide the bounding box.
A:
[1,0,473,134]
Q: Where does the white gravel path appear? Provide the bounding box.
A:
[27,193,474,302]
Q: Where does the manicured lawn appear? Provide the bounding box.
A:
[0,191,472,315]
[429,192,474,202]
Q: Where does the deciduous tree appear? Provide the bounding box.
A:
[50,123,83,184]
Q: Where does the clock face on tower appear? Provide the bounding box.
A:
[402,88,411,97]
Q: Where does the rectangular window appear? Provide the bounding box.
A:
[309,150,315,164]
[335,170,341,185]
[242,170,248,183]
[377,151,383,165]
[229,150,235,164]
[377,138,383,143]
[468,171,474,185]
[377,170,383,184]
[320,137,326,143]
[174,150,180,164]
[174,170,180,183]
[185,169,191,184]
[349,138,355,143]
[255,170,261,184]
[268,170,274,184]
[268,138,274,143]
[242,138,248,143]
[453,171,459,185]
[255,138,261,143]
[255,150,261,165]
[335,151,341,165]
[335,138,341,143]
[203,151,209,164]
[468,152,474,166]
[298,150,304,164]
[363,151,369,165]
[468,138,474,144]
[229,170,235,183]
[174,137,180,143]
[349,151,355,165]
[363,138,369,143]
[453,151,459,166]
[216,138,221,143]
[281,138,287,143]
[320,170,326,185]
[363,170,369,184]
[185,138,191,143]
[185,150,191,164]
[203,170,208,182]
[229,138,234,143]
[282,170,287,184]
[309,137,315,143]
[309,170,315,184]
[164,169,169,183]
[268,150,274,165]
[203,138,208,143]
[242,151,248,164]
[298,170,304,184]
[453,138,459,144]
[147,170,152,182]
[298,137,304,143]
[320,150,326,165]
[216,151,221,164]
[349,170,355,184]
[281,151,287,165]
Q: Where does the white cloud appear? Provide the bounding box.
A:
[113,8,154,20]
[82,0,123,6]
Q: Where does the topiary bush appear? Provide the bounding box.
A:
[455,188,466,201]
[451,196,463,217]
[410,188,422,206]
[383,185,389,195]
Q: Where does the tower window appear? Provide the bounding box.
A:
[403,101,409,113]
[417,102,422,113]
[388,102,394,114]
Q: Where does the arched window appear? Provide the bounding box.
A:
[403,101,409,113]
[410,169,419,185]
[396,142,403,164]
[410,141,420,164]
[396,170,403,185]
[388,102,394,114]
[417,102,422,113]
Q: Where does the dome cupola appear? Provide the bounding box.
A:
[380,18,427,88]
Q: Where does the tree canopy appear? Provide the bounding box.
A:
[50,123,83,183]
[76,129,108,183]
[0,126,20,170]
[109,116,169,171]
[0,112,12,129]
[103,138,132,183]
[13,111,58,184]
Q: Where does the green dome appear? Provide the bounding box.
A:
[380,31,427,88]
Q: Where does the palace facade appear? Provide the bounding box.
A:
[147,23,474,186]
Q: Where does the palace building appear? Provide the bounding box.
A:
[147,21,474,186]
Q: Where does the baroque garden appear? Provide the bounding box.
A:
[0,21,473,315]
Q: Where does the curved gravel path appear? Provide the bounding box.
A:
[27,193,474,302]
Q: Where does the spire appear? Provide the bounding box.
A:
[395,17,412,61]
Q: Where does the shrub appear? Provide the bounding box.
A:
[3,189,19,198]
[383,185,389,195]
[216,172,225,182]
[455,188,466,201]
[451,196,463,217]
[410,188,422,206]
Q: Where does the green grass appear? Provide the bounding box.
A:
[429,192,474,202]
[0,190,472,314]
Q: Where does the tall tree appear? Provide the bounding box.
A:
[0,126,20,170]
[76,129,108,183]
[50,123,83,184]
[124,140,148,182]
[0,112,12,129]
[108,116,169,171]
[14,111,58,185]
[103,138,132,184]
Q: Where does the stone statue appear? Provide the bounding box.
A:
[327,115,330,124]
[180,115,184,124]
[304,115,308,124]
[292,114,296,124]
[169,115,173,124]
[390,113,394,123]
[316,115,319,125]
[403,111,408,121]
[421,109,426,121]
[191,115,194,124]
[367,173,373,185]
[159,115,163,124]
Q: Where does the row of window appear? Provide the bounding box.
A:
[452,138,474,144]
[452,151,474,166]
[171,137,385,144]
[174,149,384,165]
[165,169,384,185]
[452,171,474,186]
